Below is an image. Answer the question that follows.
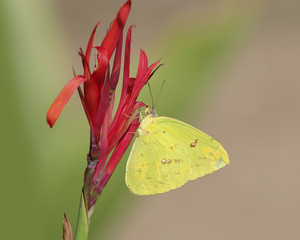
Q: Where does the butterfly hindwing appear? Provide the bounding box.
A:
[125,115,229,195]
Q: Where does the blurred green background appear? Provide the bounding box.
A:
[1,0,300,239]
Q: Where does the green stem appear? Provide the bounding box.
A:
[74,192,89,240]
[73,137,99,240]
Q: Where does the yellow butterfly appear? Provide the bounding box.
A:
[125,107,229,195]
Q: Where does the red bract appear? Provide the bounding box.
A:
[46,0,160,211]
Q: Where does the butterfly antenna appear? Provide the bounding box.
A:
[154,80,166,108]
[147,82,155,108]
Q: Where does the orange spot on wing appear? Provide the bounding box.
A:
[190,139,199,148]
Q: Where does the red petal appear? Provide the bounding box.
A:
[107,92,115,124]
[46,75,87,128]
[107,114,139,175]
[78,48,91,79]
[80,21,101,79]
[128,56,161,108]
[93,114,139,196]
[134,101,147,109]
[92,46,108,89]
[100,0,131,60]
[91,108,111,184]
[110,26,134,129]
[86,0,131,122]
[85,21,101,65]
[110,33,123,90]
[94,64,111,130]
[123,25,134,89]
[135,50,149,84]
[92,0,131,88]
[108,101,144,149]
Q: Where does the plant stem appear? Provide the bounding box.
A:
[74,139,99,240]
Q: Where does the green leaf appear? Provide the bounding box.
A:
[74,193,89,240]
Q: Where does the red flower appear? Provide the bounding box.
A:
[46,0,160,210]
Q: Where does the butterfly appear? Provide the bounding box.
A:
[125,107,229,195]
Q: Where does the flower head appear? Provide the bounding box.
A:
[46,0,160,210]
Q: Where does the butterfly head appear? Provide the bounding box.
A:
[145,107,158,117]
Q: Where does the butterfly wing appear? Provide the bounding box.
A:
[125,116,229,195]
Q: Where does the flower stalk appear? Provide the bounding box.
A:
[46,1,160,239]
